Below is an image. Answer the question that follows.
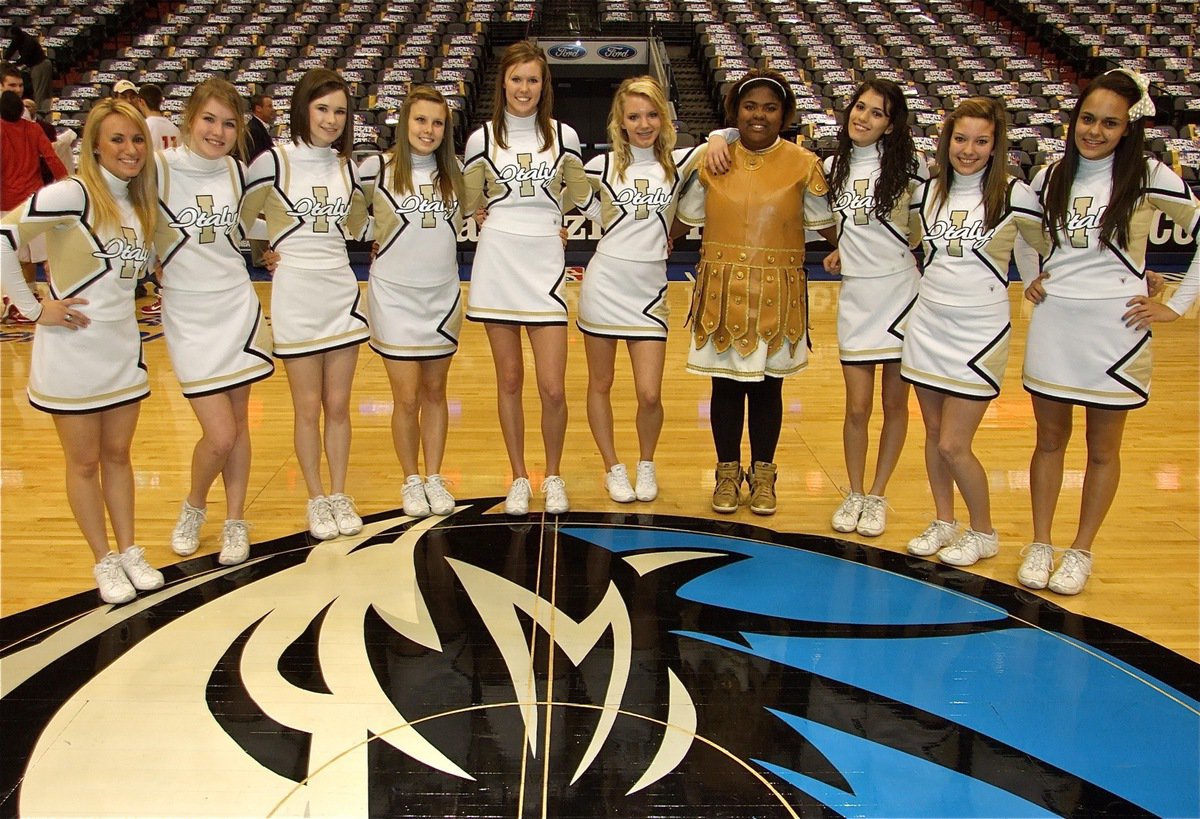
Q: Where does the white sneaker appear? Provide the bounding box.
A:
[402,475,432,517]
[605,464,636,503]
[856,495,887,537]
[170,500,207,556]
[907,519,957,556]
[94,552,136,604]
[634,460,658,501]
[119,546,164,591]
[219,520,251,566]
[505,477,532,515]
[1048,548,1092,595]
[831,492,865,533]
[424,474,455,515]
[307,496,339,540]
[542,475,569,514]
[328,493,363,535]
[937,528,1000,567]
[1017,542,1055,590]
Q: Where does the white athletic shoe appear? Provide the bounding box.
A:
[1017,542,1055,590]
[634,460,658,502]
[219,520,251,566]
[94,553,136,604]
[402,475,432,517]
[328,493,363,535]
[831,492,865,533]
[937,528,1000,567]
[856,495,887,537]
[542,475,569,514]
[170,500,207,556]
[505,477,532,515]
[424,474,455,516]
[605,464,636,503]
[1048,548,1092,595]
[307,496,339,540]
[120,546,164,591]
[907,519,957,557]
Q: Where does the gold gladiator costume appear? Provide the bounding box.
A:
[679,138,833,381]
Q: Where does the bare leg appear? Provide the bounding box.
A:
[584,334,620,469]
[418,356,453,475]
[283,355,327,498]
[185,390,239,510]
[485,323,527,478]
[53,412,110,561]
[384,357,423,476]
[1030,396,1073,544]
[1073,407,1128,552]
[527,324,568,476]
[627,339,666,462]
[841,363,876,494]
[914,387,955,522]
[936,396,993,533]
[869,362,909,496]
[97,403,141,552]
[321,345,359,495]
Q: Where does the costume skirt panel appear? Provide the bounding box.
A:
[466,228,567,325]
[901,296,1010,400]
[686,332,809,382]
[368,275,462,360]
[28,314,149,413]
[1023,294,1151,409]
[577,252,668,340]
[162,282,274,396]
[837,269,918,364]
[270,263,369,357]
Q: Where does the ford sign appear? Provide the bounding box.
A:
[598,44,637,59]
[548,44,587,59]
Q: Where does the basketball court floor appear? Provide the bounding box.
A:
[1,282,1197,816]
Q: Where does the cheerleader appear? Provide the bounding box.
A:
[675,69,837,516]
[0,99,164,603]
[1017,69,1200,594]
[461,41,594,515]
[154,79,275,566]
[358,86,464,518]
[579,76,702,503]
[240,68,370,540]
[902,97,1041,566]
[821,79,929,537]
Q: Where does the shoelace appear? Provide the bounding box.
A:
[310,500,335,525]
[329,495,356,518]
[425,478,453,502]
[98,557,126,583]
[178,507,204,537]
[859,497,883,525]
[1058,550,1091,577]
[224,521,250,543]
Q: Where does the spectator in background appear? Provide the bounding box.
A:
[137,83,180,151]
[1,62,25,99]
[4,28,52,113]
[245,94,276,267]
[23,97,76,174]
[0,89,67,322]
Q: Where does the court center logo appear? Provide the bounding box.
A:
[1,504,1196,817]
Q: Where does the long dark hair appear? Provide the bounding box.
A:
[291,68,354,160]
[491,40,555,152]
[827,79,919,221]
[390,85,462,205]
[1043,70,1147,250]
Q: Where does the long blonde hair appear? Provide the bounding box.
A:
[607,76,677,183]
[491,40,555,152]
[930,97,1010,229]
[77,99,157,239]
[181,78,248,162]
[389,85,463,205]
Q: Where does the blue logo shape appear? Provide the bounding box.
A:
[547,44,587,60]
[598,44,638,59]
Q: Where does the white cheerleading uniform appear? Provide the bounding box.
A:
[577,144,703,339]
[462,112,594,324]
[153,146,274,396]
[360,152,464,360]
[825,145,930,364]
[901,170,1042,400]
[0,170,152,413]
[1017,155,1200,408]
[241,142,370,357]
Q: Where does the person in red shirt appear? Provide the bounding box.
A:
[1,89,66,321]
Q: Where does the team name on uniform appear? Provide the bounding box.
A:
[498,159,555,184]
[926,215,996,251]
[286,193,351,219]
[93,228,150,276]
[396,193,453,219]
[614,185,672,210]
[169,203,238,232]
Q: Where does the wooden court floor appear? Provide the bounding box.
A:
[1,281,1196,661]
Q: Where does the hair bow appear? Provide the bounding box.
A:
[1105,68,1156,121]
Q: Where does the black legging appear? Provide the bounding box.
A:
[709,376,783,464]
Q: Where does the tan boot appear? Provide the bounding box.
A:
[748,461,777,515]
[711,461,743,513]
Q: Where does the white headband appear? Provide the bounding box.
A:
[739,76,790,101]
[1104,68,1156,121]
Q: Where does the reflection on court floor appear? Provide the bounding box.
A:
[2,502,1197,817]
